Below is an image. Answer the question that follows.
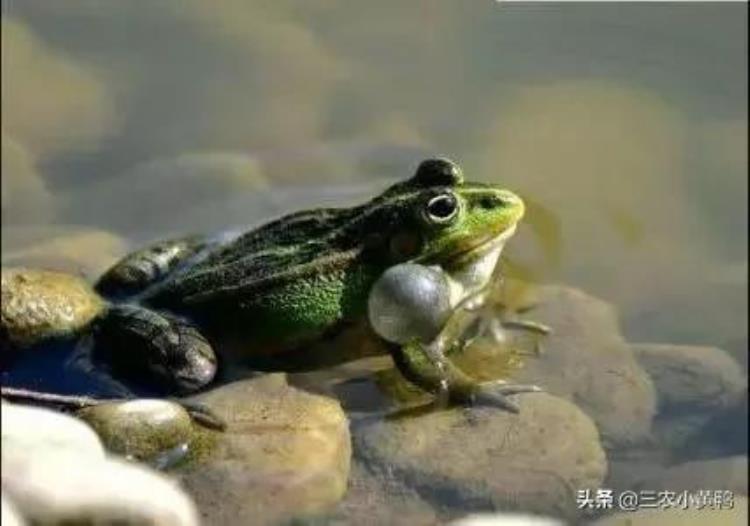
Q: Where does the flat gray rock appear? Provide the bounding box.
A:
[506,285,657,450]
[355,392,607,522]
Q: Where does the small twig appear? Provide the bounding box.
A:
[1,386,227,431]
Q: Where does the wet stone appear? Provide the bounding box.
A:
[179,374,352,526]
[354,392,607,522]
[1,267,105,349]
[633,456,748,496]
[76,399,194,462]
[631,343,748,458]
[501,285,658,450]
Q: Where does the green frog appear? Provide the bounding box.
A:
[2,158,542,416]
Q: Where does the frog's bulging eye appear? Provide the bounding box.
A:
[424,193,459,224]
[415,158,464,186]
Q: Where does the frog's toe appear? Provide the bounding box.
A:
[488,318,551,356]
[501,319,552,337]
[472,381,543,413]
[174,399,226,431]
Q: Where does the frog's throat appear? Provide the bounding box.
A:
[440,224,517,309]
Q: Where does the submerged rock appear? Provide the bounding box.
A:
[179,374,351,525]
[589,495,747,526]
[631,343,748,458]
[354,393,607,522]
[633,456,748,496]
[633,344,746,412]
[502,285,657,450]
[77,399,194,462]
[318,460,440,526]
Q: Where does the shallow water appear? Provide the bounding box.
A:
[2,2,747,524]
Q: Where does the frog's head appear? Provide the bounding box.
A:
[375,158,524,269]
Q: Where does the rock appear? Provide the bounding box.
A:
[1,267,105,350]
[450,513,565,526]
[1,228,129,279]
[354,392,607,522]
[631,343,748,456]
[179,374,351,525]
[285,460,439,526]
[1,493,26,526]
[633,344,747,411]
[678,395,748,460]
[1,402,105,459]
[633,456,748,496]
[589,494,747,526]
[77,399,194,462]
[498,285,657,450]
[3,453,199,526]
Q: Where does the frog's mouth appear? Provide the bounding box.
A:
[444,224,517,268]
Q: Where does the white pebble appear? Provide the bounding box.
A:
[3,453,199,526]
[1,403,105,460]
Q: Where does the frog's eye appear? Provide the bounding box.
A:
[424,192,459,225]
[415,158,464,186]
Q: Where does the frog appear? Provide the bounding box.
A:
[1,158,544,420]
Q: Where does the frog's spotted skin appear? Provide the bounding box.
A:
[4,158,542,414]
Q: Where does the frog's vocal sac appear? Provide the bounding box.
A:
[7,158,543,413]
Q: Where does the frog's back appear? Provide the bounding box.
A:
[138,205,386,349]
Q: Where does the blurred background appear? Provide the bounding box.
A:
[2,1,747,367]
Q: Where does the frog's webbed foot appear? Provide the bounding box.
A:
[472,380,543,413]
[172,399,226,431]
[454,288,551,356]
[478,316,552,356]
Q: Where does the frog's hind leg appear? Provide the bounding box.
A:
[95,235,207,299]
[89,304,218,398]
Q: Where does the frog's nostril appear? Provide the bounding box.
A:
[479,195,504,209]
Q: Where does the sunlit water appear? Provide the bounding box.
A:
[2,1,747,524]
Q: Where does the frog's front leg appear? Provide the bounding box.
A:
[461,289,551,355]
[389,320,541,413]
[368,264,542,413]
